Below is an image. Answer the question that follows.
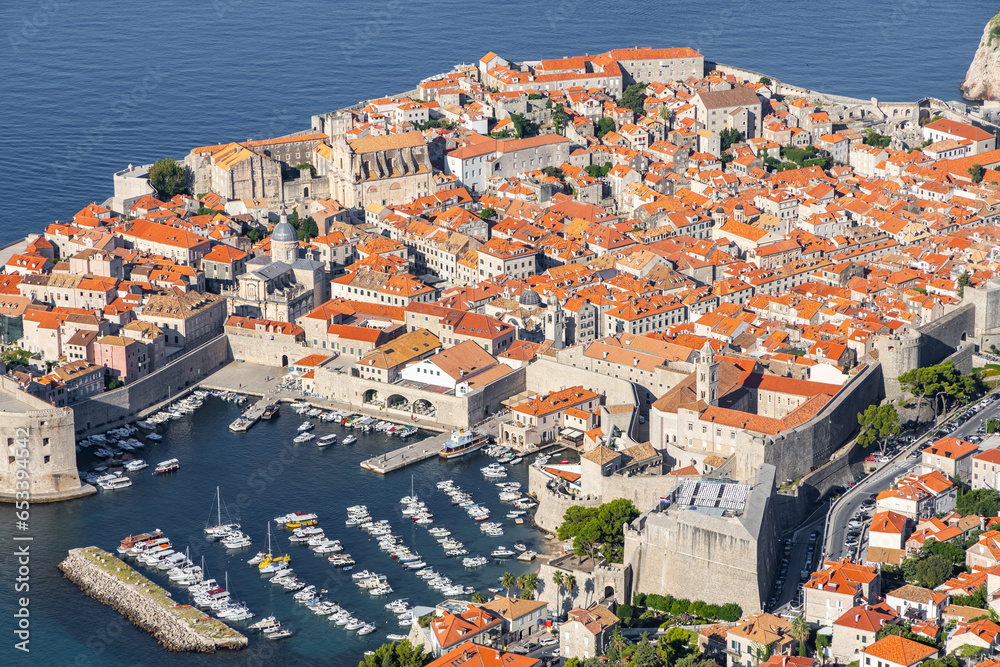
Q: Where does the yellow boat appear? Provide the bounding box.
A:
[258,553,291,569]
[284,519,317,529]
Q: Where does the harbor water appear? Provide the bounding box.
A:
[6,396,545,666]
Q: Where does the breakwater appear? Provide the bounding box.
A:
[57,547,247,653]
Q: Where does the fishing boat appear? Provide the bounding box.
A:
[204,486,241,537]
[261,404,279,420]
[439,428,489,459]
[153,459,180,475]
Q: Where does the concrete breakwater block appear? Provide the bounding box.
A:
[57,546,246,653]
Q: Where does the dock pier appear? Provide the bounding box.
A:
[360,430,453,474]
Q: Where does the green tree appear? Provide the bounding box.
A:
[632,633,659,667]
[863,130,892,148]
[759,76,772,85]
[501,571,516,598]
[148,158,188,199]
[246,229,261,243]
[297,216,318,241]
[952,584,988,609]
[659,106,673,121]
[480,207,496,221]
[970,164,984,183]
[987,417,1000,434]
[958,271,973,298]
[720,128,743,151]
[108,378,124,390]
[553,105,569,132]
[790,615,810,657]
[520,573,538,599]
[857,403,901,455]
[596,117,616,139]
[564,573,576,601]
[357,639,431,667]
[957,489,1000,517]
[586,162,613,177]
[912,553,953,588]
[619,82,648,114]
[541,166,566,180]
[557,499,639,564]
[470,591,487,603]
[718,603,743,622]
[1,348,31,366]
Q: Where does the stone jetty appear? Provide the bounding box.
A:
[58,547,247,653]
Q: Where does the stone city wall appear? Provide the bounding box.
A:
[917,303,976,368]
[71,335,231,437]
[763,362,885,485]
[226,332,307,367]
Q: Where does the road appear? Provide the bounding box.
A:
[824,389,1000,563]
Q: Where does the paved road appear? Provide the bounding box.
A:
[824,389,1000,562]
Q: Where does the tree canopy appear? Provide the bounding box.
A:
[970,163,984,183]
[357,639,431,667]
[898,361,984,417]
[557,499,639,563]
[864,130,892,148]
[148,158,188,199]
[620,83,648,114]
[857,403,900,454]
[719,128,743,151]
[596,117,616,139]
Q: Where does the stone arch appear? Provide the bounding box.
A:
[367,186,378,194]
[363,389,379,404]
[389,182,403,190]
[412,398,435,417]
[604,585,615,600]
[386,394,409,411]
[281,355,288,367]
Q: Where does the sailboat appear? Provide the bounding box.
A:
[258,522,291,574]
[204,486,240,538]
[217,572,254,622]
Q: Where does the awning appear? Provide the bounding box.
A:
[559,428,583,437]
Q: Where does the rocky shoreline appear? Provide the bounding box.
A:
[58,547,247,653]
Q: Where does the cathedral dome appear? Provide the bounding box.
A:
[271,221,298,244]
[519,289,542,307]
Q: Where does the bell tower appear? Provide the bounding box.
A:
[696,341,719,406]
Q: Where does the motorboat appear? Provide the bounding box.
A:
[249,616,280,632]
[261,404,279,420]
[345,618,364,631]
[316,434,338,447]
[358,623,377,635]
[275,512,318,526]
[513,542,527,552]
[265,629,291,640]
[342,435,357,445]
[297,421,314,432]
[153,459,179,475]
[99,475,132,490]
[293,432,315,444]
[124,459,148,472]
[439,428,489,459]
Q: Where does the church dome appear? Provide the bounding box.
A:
[519,289,542,307]
[271,221,298,244]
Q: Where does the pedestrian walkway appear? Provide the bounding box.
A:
[359,430,452,474]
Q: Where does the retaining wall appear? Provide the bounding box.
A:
[71,335,231,436]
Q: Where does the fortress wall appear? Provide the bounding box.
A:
[764,362,884,485]
[226,334,306,367]
[71,335,231,437]
[917,303,976,368]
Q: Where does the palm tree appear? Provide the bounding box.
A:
[501,572,516,598]
[789,614,810,657]
[516,574,527,597]
[551,570,564,606]
[522,573,538,599]
[564,573,576,605]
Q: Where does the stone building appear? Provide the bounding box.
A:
[623,464,779,613]
[693,86,763,138]
[803,560,881,624]
[136,290,227,351]
[227,214,328,324]
[316,131,433,211]
[559,604,619,661]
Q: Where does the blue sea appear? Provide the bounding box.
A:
[1,1,997,247]
[1,2,999,664]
